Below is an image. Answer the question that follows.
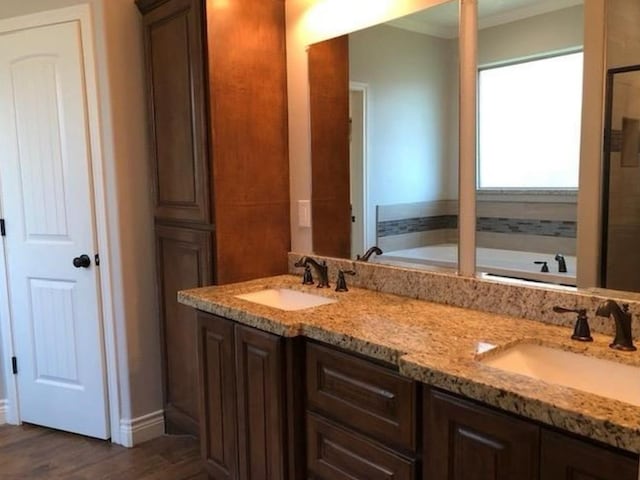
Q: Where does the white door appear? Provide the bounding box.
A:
[0,21,109,439]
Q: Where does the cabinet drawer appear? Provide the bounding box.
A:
[306,342,416,451]
[307,413,415,480]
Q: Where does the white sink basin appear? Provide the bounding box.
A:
[235,288,337,311]
[481,343,640,406]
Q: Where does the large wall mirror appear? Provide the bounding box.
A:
[602,65,640,292]
[473,1,583,286]
[309,0,459,270]
[307,0,640,293]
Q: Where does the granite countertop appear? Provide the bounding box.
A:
[178,274,640,454]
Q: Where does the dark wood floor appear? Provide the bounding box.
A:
[0,423,206,479]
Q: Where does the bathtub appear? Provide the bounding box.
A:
[376,243,576,286]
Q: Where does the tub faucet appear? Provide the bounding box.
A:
[555,254,567,273]
[595,300,637,351]
[294,256,329,288]
[357,246,383,262]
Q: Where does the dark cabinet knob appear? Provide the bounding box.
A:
[73,254,91,269]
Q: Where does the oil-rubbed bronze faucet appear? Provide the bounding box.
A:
[595,300,637,351]
[555,253,568,273]
[357,246,383,262]
[294,256,330,288]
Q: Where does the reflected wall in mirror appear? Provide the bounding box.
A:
[474,0,583,286]
[602,65,640,292]
[309,0,460,270]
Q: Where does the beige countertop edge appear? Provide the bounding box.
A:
[178,276,640,455]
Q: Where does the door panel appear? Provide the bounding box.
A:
[0,21,109,438]
[30,279,80,386]
[11,56,70,239]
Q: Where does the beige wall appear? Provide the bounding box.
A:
[478,5,583,66]
[0,0,161,428]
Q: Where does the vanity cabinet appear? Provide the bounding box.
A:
[197,312,288,480]
[423,388,638,480]
[136,0,290,435]
[191,312,639,480]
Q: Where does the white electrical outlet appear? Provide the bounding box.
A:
[298,200,311,228]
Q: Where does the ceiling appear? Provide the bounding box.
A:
[387,0,584,39]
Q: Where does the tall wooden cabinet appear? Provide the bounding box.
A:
[136,0,290,435]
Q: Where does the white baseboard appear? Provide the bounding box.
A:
[119,410,164,448]
[0,399,7,425]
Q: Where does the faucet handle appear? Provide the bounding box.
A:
[553,306,584,315]
[534,261,549,272]
[553,306,593,342]
[335,269,356,292]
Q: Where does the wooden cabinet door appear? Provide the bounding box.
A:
[306,413,415,480]
[235,325,285,480]
[541,430,638,480]
[197,313,238,480]
[156,225,212,434]
[140,0,211,224]
[424,388,539,480]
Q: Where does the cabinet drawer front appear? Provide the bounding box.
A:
[307,413,415,480]
[306,343,416,451]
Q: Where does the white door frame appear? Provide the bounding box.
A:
[349,81,373,251]
[0,4,122,444]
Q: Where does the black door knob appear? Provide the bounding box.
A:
[73,254,91,268]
